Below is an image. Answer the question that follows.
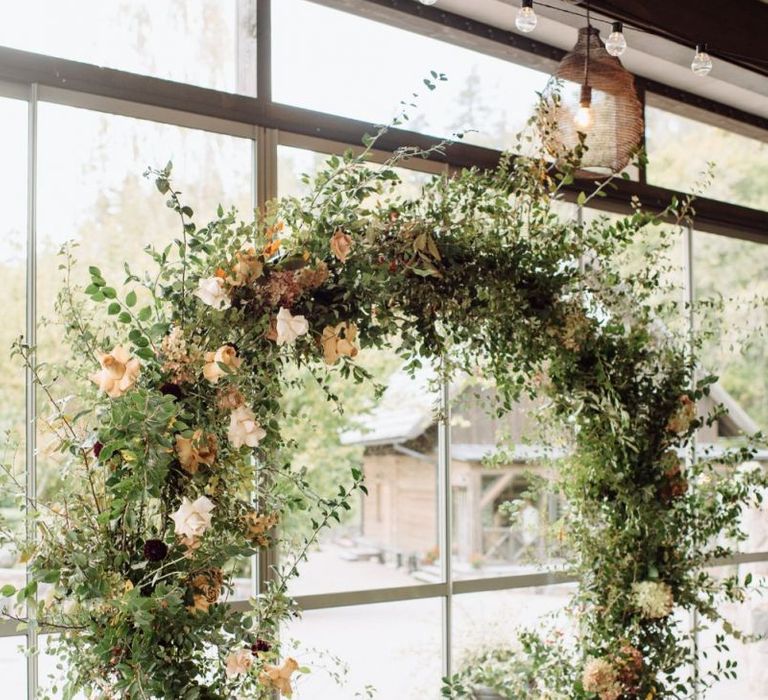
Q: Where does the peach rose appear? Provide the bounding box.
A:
[330,229,353,263]
[203,345,242,384]
[90,346,141,398]
[321,322,359,365]
[259,657,300,697]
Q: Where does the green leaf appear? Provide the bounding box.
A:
[107,302,121,315]
[576,191,587,206]
[125,290,137,308]
[102,287,117,299]
[117,312,132,324]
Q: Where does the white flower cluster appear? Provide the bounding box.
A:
[631,580,674,619]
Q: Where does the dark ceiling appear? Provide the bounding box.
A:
[578,0,768,78]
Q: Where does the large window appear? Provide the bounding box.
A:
[273,0,550,151]
[0,0,767,698]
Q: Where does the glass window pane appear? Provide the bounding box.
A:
[36,102,254,597]
[273,0,550,151]
[0,1,250,94]
[284,599,442,698]
[453,585,575,660]
[646,107,768,211]
[278,145,442,595]
[0,97,28,597]
[694,232,768,438]
[698,563,768,699]
[0,636,27,697]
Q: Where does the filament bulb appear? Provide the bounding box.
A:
[516,0,537,33]
[691,44,713,76]
[574,84,593,131]
[605,21,627,57]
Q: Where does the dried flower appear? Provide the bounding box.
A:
[228,406,267,449]
[225,648,253,677]
[195,276,231,310]
[229,247,264,286]
[217,386,245,411]
[560,308,591,352]
[259,657,300,697]
[263,271,301,308]
[295,261,329,291]
[175,430,218,474]
[93,441,104,459]
[321,322,359,365]
[187,568,223,614]
[161,327,195,384]
[615,644,643,688]
[90,346,141,398]
[666,395,697,434]
[275,307,309,345]
[203,344,243,384]
[243,511,279,547]
[631,580,674,619]
[582,657,622,700]
[330,229,353,263]
[659,451,688,503]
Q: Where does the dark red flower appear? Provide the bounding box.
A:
[159,383,184,400]
[143,539,169,562]
[93,441,104,459]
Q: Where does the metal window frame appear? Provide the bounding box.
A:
[0,0,766,695]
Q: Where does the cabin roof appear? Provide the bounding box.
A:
[341,365,762,456]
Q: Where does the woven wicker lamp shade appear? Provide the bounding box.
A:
[552,26,643,177]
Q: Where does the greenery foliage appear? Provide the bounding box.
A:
[0,92,765,699]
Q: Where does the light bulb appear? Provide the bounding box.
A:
[605,21,627,57]
[418,0,438,4]
[574,105,593,130]
[574,84,593,131]
[691,44,713,76]
[515,0,537,33]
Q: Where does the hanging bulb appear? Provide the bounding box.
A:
[691,43,713,76]
[574,84,593,131]
[417,0,438,4]
[605,21,627,57]
[516,0,537,33]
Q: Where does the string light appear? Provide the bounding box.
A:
[516,0,538,33]
[691,43,713,76]
[605,21,627,57]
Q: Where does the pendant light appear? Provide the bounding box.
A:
[546,5,643,178]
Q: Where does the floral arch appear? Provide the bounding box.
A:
[8,114,765,700]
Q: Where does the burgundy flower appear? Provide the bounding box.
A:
[143,539,169,562]
[251,639,271,656]
[159,383,184,400]
[93,441,104,459]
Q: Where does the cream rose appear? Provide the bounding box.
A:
[203,345,243,384]
[321,322,359,365]
[228,406,267,449]
[330,229,353,263]
[225,648,253,677]
[195,276,231,310]
[171,496,215,540]
[275,307,309,346]
[90,345,141,398]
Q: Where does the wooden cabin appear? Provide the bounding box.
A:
[341,366,763,576]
